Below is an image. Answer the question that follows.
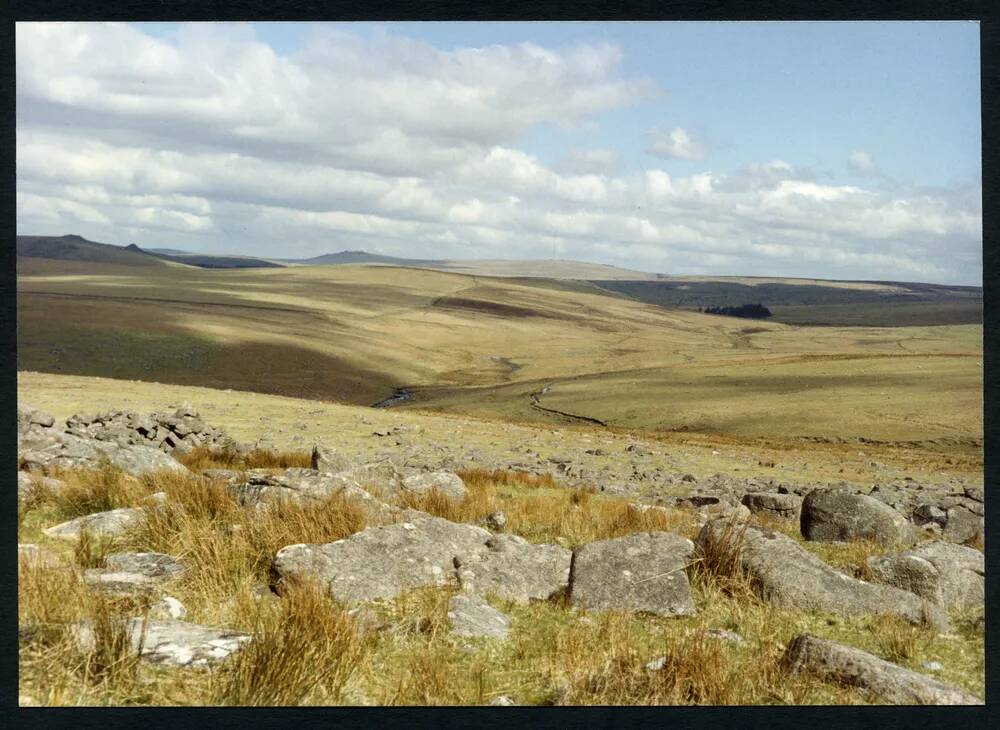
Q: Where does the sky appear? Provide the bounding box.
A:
[16,21,982,284]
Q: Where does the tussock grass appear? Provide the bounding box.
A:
[215,580,367,706]
[866,614,935,666]
[176,446,312,472]
[73,528,116,569]
[18,463,985,706]
[122,474,367,618]
[457,469,557,491]
[47,462,150,519]
[394,471,696,548]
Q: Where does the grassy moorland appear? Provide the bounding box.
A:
[17,257,983,450]
[17,458,984,706]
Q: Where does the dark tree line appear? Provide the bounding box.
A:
[698,303,773,319]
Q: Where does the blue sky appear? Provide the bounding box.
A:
[135,21,981,187]
[18,21,983,283]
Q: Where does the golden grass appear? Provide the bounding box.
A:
[214,580,368,706]
[122,472,367,613]
[176,446,312,472]
[17,462,986,706]
[46,461,151,519]
[393,469,698,549]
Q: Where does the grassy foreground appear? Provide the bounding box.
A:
[18,457,984,706]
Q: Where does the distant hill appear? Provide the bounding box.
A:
[147,250,285,269]
[291,250,444,266]
[289,250,658,280]
[16,235,167,267]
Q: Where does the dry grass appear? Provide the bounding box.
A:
[122,472,367,613]
[394,470,698,549]
[215,580,368,706]
[18,462,985,706]
[866,614,935,666]
[46,461,151,520]
[176,446,312,472]
[73,528,116,569]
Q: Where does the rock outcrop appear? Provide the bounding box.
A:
[800,488,912,545]
[695,519,948,630]
[271,517,571,606]
[866,542,984,610]
[569,532,696,616]
[782,634,982,705]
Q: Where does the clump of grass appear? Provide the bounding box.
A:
[123,475,367,614]
[396,483,498,524]
[19,554,88,634]
[176,446,312,473]
[82,598,144,691]
[214,580,368,706]
[867,614,934,665]
[385,587,455,640]
[689,518,757,601]
[577,631,733,705]
[47,461,149,519]
[73,528,116,569]
[456,469,557,491]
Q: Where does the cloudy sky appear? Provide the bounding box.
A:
[16,21,982,284]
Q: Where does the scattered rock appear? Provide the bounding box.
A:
[83,570,161,597]
[105,552,185,581]
[569,532,696,616]
[941,506,984,544]
[699,628,747,644]
[481,510,507,532]
[447,593,510,640]
[43,507,145,540]
[800,488,912,545]
[489,695,516,706]
[401,471,468,501]
[74,619,251,668]
[866,542,984,610]
[312,444,349,473]
[782,634,981,705]
[695,519,949,630]
[741,492,802,520]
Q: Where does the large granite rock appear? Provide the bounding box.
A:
[272,516,571,606]
[43,507,145,540]
[401,471,468,501]
[782,634,982,705]
[866,542,984,610]
[569,532,696,616]
[454,533,572,604]
[741,492,802,520]
[800,488,911,545]
[271,516,490,604]
[695,519,948,630]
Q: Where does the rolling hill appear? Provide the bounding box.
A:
[16,235,167,267]
[16,256,983,446]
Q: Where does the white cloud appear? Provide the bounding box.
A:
[14,23,982,284]
[646,126,705,161]
[848,150,877,175]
